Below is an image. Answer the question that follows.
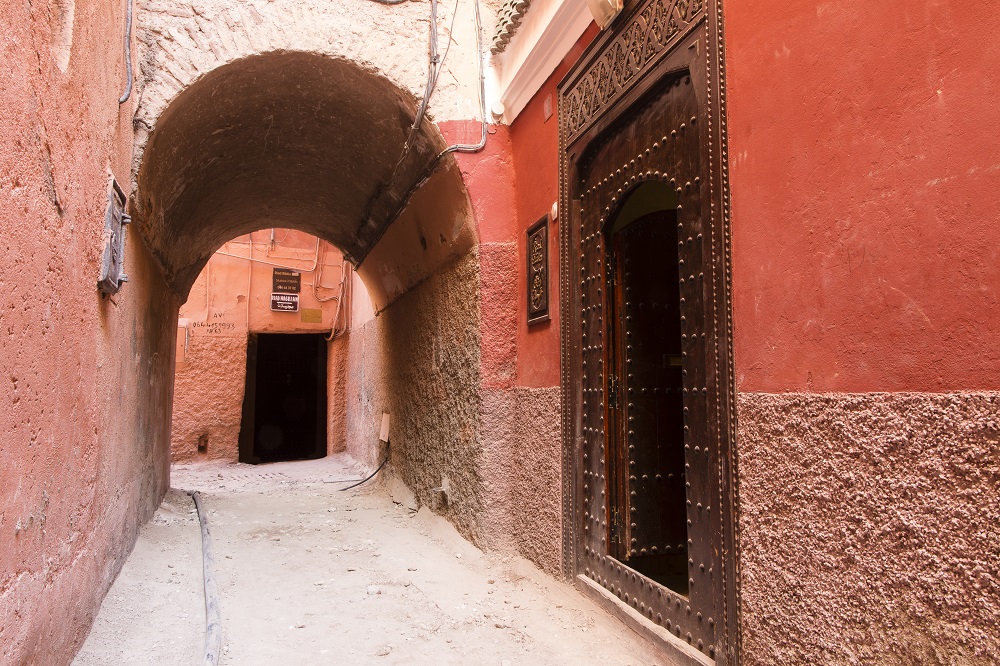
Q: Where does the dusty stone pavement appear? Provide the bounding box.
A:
[75,455,664,665]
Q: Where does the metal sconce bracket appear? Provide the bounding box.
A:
[98,177,130,295]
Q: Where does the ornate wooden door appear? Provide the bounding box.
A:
[558,0,740,663]
[607,207,688,588]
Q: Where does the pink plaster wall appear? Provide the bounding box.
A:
[737,392,1000,664]
[1,0,175,660]
[171,230,346,462]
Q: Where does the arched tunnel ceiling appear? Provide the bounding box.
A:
[136,51,473,299]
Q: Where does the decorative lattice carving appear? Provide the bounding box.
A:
[562,0,704,142]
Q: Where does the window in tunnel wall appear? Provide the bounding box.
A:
[238,333,327,464]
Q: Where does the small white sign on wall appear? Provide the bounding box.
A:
[379,412,391,443]
[270,293,299,312]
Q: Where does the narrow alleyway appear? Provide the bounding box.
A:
[74,455,663,665]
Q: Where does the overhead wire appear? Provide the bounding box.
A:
[362,0,444,226]
[214,237,321,272]
[437,0,488,156]
[356,0,488,267]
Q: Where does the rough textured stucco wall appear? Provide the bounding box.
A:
[725,3,1000,662]
[726,1,1000,393]
[451,119,567,570]
[480,386,563,575]
[737,393,1000,664]
[331,252,484,540]
[0,0,174,662]
[333,241,563,571]
[380,251,486,542]
[327,327,349,455]
[335,317,387,470]
[171,335,247,462]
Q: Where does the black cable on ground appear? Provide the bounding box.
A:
[189,491,222,666]
[339,442,391,491]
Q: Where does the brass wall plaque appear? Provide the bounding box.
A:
[527,216,549,325]
[300,308,323,323]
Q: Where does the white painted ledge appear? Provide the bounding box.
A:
[490,0,595,124]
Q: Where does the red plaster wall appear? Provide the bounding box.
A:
[441,121,519,389]
[727,1,1000,392]
[510,25,599,388]
[1,0,174,660]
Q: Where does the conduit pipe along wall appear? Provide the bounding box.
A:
[358,0,489,257]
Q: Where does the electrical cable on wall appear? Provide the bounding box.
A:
[438,0,488,156]
[214,237,321,272]
[356,0,488,267]
[118,0,133,104]
[361,0,447,227]
[339,442,391,491]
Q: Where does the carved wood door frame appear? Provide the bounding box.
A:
[558,1,741,663]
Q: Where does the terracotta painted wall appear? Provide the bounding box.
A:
[727,1,1000,393]
[171,230,347,462]
[726,2,1000,663]
[509,25,599,389]
[1,0,175,661]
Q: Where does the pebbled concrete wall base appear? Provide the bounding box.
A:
[480,385,563,576]
[736,392,1000,665]
[330,249,563,574]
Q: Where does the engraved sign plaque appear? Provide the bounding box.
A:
[527,216,549,324]
[272,268,301,293]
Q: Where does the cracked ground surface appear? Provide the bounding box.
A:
[74,455,663,665]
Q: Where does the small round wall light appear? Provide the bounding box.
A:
[587,0,623,29]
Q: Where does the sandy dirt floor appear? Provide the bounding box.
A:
[74,455,664,665]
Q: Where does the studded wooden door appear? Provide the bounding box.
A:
[607,207,688,591]
[558,0,740,663]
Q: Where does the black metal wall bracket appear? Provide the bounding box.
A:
[98,177,130,295]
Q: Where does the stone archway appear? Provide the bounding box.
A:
[134,50,476,308]
[132,48,496,546]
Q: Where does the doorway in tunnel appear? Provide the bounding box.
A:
[239,333,327,464]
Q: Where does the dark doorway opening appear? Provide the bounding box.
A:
[605,182,688,595]
[239,333,327,464]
